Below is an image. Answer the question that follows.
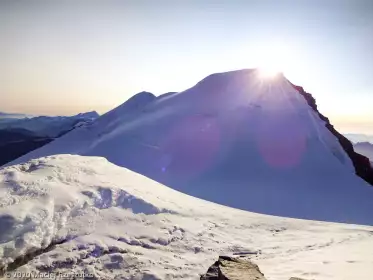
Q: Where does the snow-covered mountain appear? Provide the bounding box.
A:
[0,111,99,137]
[7,69,373,225]
[354,142,373,162]
[1,155,372,280]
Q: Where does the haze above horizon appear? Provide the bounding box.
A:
[1,0,372,134]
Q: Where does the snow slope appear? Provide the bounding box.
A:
[0,112,99,138]
[1,155,372,280]
[8,69,373,225]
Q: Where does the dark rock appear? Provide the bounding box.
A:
[201,256,312,280]
[201,260,221,279]
[200,256,266,280]
[290,82,373,186]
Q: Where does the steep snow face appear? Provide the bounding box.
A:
[291,85,373,185]
[1,155,373,280]
[0,111,99,137]
[354,142,373,161]
[8,69,373,224]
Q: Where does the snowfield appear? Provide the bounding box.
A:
[1,155,373,280]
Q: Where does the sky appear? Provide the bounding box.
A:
[0,0,372,134]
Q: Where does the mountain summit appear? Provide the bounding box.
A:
[7,69,373,225]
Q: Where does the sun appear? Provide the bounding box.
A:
[253,43,288,79]
[256,56,283,79]
[258,66,281,78]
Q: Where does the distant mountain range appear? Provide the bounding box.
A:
[0,111,32,119]
[354,142,373,162]
[344,133,373,144]
[0,111,99,137]
[0,111,99,166]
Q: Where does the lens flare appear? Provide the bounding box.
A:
[258,67,280,79]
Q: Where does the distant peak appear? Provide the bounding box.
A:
[355,142,373,147]
[125,91,156,104]
[75,111,100,119]
[134,91,156,98]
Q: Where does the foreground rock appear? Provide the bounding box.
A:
[201,256,309,280]
[200,256,266,280]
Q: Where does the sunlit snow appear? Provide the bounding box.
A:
[1,155,372,280]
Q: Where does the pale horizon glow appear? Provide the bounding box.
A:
[1,0,373,134]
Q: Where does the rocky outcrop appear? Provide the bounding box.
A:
[290,83,373,186]
[200,256,266,280]
[201,256,310,280]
